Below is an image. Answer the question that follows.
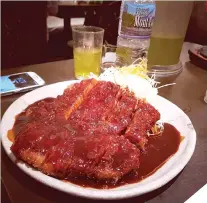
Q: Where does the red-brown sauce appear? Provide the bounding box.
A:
[8,98,182,189]
[8,97,56,141]
[63,123,182,188]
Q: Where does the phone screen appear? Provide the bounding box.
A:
[1,73,38,93]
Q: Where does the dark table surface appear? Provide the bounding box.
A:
[1,43,207,203]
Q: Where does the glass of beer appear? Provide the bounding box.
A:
[72,26,104,79]
[147,2,193,76]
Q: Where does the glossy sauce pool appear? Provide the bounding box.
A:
[8,98,182,189]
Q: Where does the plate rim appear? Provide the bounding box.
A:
[0,80,197,200]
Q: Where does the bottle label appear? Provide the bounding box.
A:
[120,2,156,38]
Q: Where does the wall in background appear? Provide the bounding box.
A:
[1,1,47,69]
[185,1,207,45]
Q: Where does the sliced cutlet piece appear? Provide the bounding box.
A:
[42,133,109,178]
[20,98,57,125]
[104,89,138,134]
[124,100,160,151]
[69,81,120,129]
[69,133,115,178]
[55,78,98,123]
[59,79,96,107]
[42,133,140,181]
[69,133,140,181]
[20,79,97,123]
[95,134,140,181]
[41,130,75,178]
[11,120,65,169]
[63,79,98,120]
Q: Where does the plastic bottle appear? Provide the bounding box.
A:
[117,0,156,65]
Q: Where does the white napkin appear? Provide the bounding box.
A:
[185,184,207,203]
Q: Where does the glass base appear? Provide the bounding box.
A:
[147,62,183,77]
[101,61,123,70]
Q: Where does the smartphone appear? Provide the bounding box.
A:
[1,72,45,96]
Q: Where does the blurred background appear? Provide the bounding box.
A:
[1,1,207,69]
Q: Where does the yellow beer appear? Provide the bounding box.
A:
[74,48,102,79]
[148,37,184,66]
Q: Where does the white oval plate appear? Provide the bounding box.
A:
[1,80,196,200]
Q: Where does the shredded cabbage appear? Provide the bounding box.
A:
[97,58,159,103]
